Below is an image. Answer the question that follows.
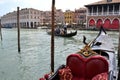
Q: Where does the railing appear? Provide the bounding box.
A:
[88,11,120,16]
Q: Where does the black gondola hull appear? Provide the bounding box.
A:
[47,31,77,37]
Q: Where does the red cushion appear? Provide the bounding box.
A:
[72,77,85,80]
[86,55,108,79]
[59,66,73,80]
[67,54,85,77]
[66,54,108,80]
[92,72,108,80]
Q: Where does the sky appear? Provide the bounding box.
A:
[0,0,101,16]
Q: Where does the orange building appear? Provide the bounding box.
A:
[85,0,120,30]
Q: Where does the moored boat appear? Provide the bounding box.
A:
[39,27,118,80]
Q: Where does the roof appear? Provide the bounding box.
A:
[85,0,120,6]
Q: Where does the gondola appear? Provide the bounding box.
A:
[47,30,77,37]
[39,27,118,80]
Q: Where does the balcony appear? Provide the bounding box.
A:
[88,11,120,16]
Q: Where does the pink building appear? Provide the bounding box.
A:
[55,9,65,25]
[43,9,65,26]
[74,8,87,26]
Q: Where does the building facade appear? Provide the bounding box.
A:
[55,9,65,25]
[42,11,51,25]
[1,8,43,28]
[64,10,74,26]
[74,8,87,26]
[85,0,120,30]
[42,9,65,26]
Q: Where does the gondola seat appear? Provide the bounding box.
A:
[66,53,108,80]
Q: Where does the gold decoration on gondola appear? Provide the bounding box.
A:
[77,45,97,57]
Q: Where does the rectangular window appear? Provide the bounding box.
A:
[107,0,112,2]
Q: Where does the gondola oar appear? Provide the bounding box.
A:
[51,0,55,73]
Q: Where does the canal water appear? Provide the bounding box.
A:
[0,28,119,80]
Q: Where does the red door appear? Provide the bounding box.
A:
[96,19,103,28]
[103,19,111,29]
[111,19,119,29]
[89,19,95,27]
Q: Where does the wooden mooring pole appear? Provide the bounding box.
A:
[118,25,120,80]
[51,0,55,73]
[17,7,21,52]
[0,19,2,41]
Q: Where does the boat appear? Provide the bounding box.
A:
[47,30,77,37]
[39,27,118,80]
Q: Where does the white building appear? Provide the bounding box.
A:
[1,8,43,28]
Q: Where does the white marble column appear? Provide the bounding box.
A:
[92,7,93,16]
[97,6,98,16]
[107,5,109,15]
[25,22,27,28]
[119,4,120,15]
[113,5,114,15]
[102,6,104,15]
[29,22,31,28]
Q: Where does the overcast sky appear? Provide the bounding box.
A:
[0,0,101,16]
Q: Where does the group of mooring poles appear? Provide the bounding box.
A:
[50,0,120,77]
[1,1,120,78]
[0,7,20,53]
[17,2,55,72]
[17,1,55,73]
[17,3,120,78]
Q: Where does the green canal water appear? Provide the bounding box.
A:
[0,28,119,80]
